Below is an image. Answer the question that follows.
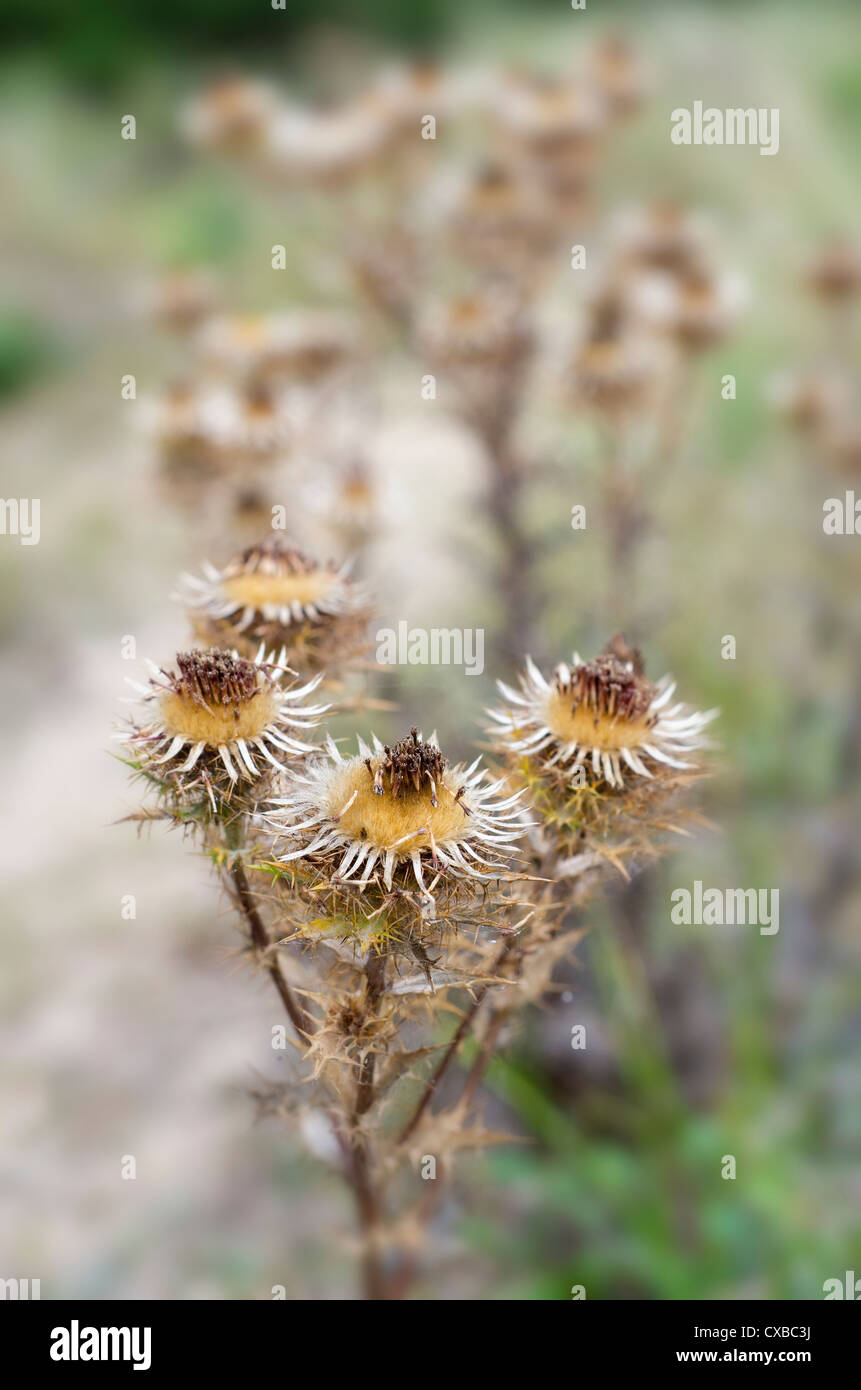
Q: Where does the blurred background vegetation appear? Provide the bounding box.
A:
[0,0,858,1299]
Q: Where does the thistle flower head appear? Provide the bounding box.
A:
[570,291,657,415]
[589,36,648,118]
[489,635,717,791]
[150,269,219,333]
[372,59,451,125]
[613,201,711,275]
[769,368,849,436]
[823,415,861,477]
[265,97,395,185]
[195,310,356,385]
[448,162,555,276]
[420,289,531,368]
[496,71,606,158]
[269,728,526,897]
[118,645,328,802]
[666,263,744,352]
[176,536,369,667]
[154,380,230,496]
[183,76,279,156]
[805,237,861,303]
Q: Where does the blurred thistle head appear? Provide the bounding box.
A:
[231,487,276,544]
[613,201,710,276]
[666,263,744,352]
[155,379,222,450]
[823,415,861,477]
[371,58,454,130]
[420,288,532,369]
[489,635,717,791]
[804,236,861,304]
[195,310,356,386]
[154,381,292,510]
[588,36,648,118]
[307,459,377,552]
[150,268,219,334]
[265,96,395,186]
[154,380,232,505]
[183,75,280,157]
[769,368,849,437]
[118,646,327,803]
[449,161,555,278]
[570,290,657,416]
[495,70,606,166]
[269,728,526,898]
[233,383,293,457]
[176,536,369,667]
[338,461,374,515]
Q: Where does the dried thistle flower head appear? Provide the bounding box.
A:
[768,368,849,436]
[150,268,220,334]
[154,380,230,500]
[194,310,356,386]
[118,646,328,802]
[153,381,296,520]
[823,415,861,477]
[569,292,657,416]
[489,635,717,790]
[663,264,744,352]
[804,237,861,303]
[176,536,370,668]
[448,162,555,277]
[420,288,532,369]
[337,460,375,518]
[265,97,395,185]
[588,36,648,118]
[372,59,453,127]
[495,71,606,164]
[230,486,278,541]
[613,201,711,275]
[418,287,534,437]
[270,728,526,896]
[183,75,280,156]
[231,383,293,457]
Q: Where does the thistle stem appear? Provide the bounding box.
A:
[230,859,313,1046]
[398,936,516,1144]
[347,942,389,1298]
[459,1010,508,1110]
[349,1138,387,1301]
[355,944,387,1117]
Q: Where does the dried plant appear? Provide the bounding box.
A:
[116,622,715,1297]
[175,535,372,676]
[118,40,736,1299]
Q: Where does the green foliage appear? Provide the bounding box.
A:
[469,1039,856,1300]
[0,0,462,88]
[0,311,59,400]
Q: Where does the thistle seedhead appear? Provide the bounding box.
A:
[489,635,717,873]
[369,728,448,803]
[265,729,528,951]
[176,535,371,673]
[116,644,328,818]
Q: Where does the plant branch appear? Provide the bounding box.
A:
[397,936,517,1144]
[230,858,313,1047]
